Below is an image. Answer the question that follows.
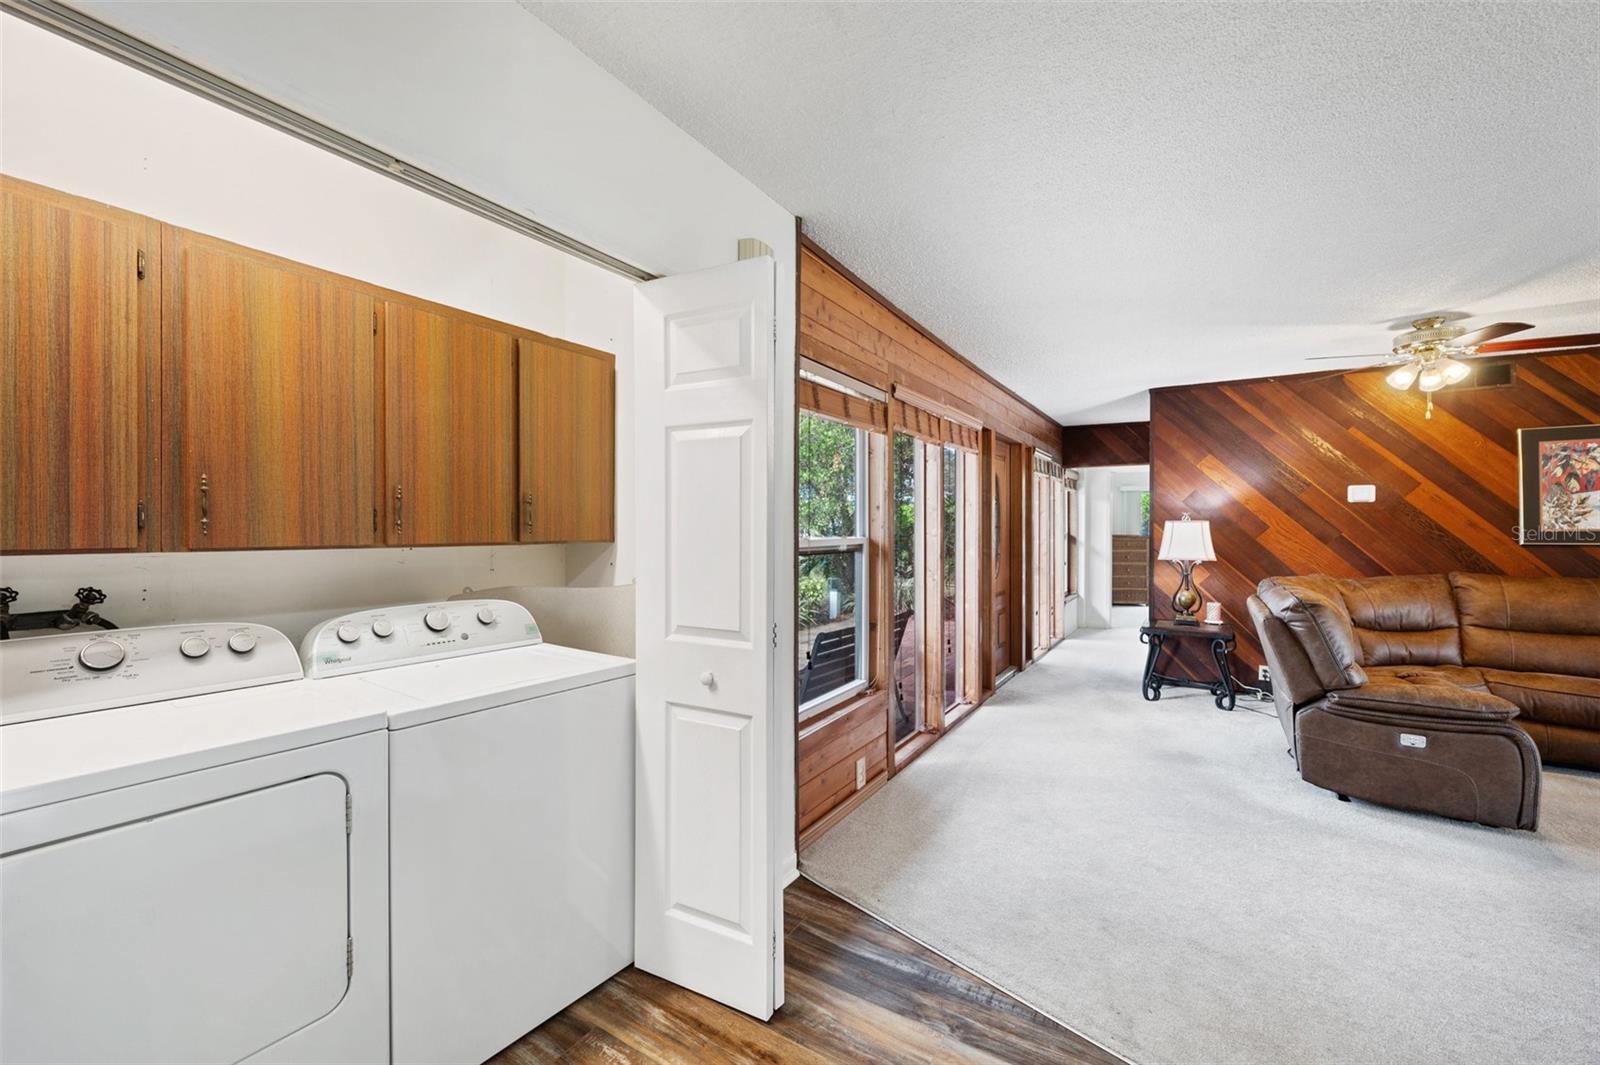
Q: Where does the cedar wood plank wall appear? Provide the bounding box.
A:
[796,240,1063,840]
[1150,351,1600,681]
[1060,421,1150,467]
[799,244,1061,454]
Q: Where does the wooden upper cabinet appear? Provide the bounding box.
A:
[1,177,156,552]
[384,302,518,546]
[165,229,378,549]
[519,337,615,543]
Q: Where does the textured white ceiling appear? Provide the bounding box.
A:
[527,2,1600,423]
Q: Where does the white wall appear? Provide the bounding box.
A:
[1079,465,1149,629]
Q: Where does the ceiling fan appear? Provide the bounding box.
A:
[1306,316,1536,418]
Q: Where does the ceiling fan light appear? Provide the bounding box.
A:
[1386,364,1420,390]
[1439,357,1471,384]
[1417,365,1446,393]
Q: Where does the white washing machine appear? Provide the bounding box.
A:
[0,623,394,1065]
[300,599,635,1065]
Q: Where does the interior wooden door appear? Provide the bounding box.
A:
[385,302,517,546]
[167,230,377,549]
[1,177,155,552]
[519,337,615,543]
[991,442,1013,677]
[633,256,780,1020]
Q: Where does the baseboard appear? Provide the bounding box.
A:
[797,772,887,851]
[780,849,799,888]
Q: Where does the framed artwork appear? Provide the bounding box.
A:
[1518,424,1600,545]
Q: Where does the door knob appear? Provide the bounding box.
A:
[699,671,715,688]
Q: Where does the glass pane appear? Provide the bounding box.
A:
[796,549,863,710]
[892,432,922,743]
[942,444,961,709]
[798,412,858,539]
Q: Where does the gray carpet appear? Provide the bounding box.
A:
[800,628,1600,1065]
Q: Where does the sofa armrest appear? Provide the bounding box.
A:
[1326,680,1519,721]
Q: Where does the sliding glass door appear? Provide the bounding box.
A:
[941,444,963,712]
[892,432,922,744]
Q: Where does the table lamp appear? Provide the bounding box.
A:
[1157,513,1216,624]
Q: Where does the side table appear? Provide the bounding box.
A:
[1139,621,1237,711]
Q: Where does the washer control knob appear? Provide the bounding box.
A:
[476,606,497,626]
[78,638,127,672]
[424,609,450,633]
[371,618,394,639]
[336,623,361,644]
[180,636,211,660]
[227,631,258,655]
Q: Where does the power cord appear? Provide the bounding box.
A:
[1230,676,1279,717]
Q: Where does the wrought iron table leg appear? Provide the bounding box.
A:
[1210,636,1236,711]
[1140,632,1164,701]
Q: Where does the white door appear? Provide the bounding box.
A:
[634,256,781,1019]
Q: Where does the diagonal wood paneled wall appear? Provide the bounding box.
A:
[1060,421,1150,467]
[1151,351,1600,680]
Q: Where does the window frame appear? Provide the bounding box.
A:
[797,415,871,722]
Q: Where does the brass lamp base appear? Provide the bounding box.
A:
[1170,560,1203,624]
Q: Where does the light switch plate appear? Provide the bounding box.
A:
[1347,484,1377,503]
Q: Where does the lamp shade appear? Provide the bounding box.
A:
[1157,516,1216,562]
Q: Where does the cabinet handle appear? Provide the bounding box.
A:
[199,475,209,537]
[394,484,403,534]
[136,500,146,532]
[524,492,534,533]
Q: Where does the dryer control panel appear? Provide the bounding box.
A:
[0,623,302,725]
[300,600,541,678]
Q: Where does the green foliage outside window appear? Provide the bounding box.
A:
[798,413,858,539]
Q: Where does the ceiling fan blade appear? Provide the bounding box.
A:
[1452,322,1533,347]
[1304,352,1392,362]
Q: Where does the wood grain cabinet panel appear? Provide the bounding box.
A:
[1,177,155,552]
[165,230,377,549]
[519,337,615,543]
[385,302,518,546]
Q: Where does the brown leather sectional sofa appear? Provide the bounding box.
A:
[1247,572,1600,830]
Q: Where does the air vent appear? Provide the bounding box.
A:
[1461,362,1515,389]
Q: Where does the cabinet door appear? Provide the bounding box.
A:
[167,231,377,549]
[519,337,615,542]
[1,178,155,552]
[385,303,517,545]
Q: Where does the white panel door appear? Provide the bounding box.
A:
[634,256,780,1019]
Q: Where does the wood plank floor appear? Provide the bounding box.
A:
[491,877,1123,1065]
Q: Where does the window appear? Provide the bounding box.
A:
[941,444,963,711]
[1067,485,1079,596]
[891,431,922,743]
[797,412,868,718]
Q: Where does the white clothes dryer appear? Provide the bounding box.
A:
[0,623,394,1065]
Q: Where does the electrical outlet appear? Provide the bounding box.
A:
[1258,665,1272,683]
[855,756,867,790]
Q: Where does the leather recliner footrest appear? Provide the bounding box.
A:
[1296,703,1541,830]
